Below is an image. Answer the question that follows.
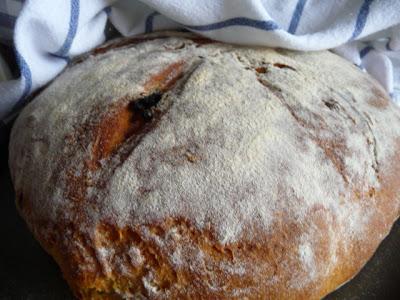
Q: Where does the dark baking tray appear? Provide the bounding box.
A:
[1,138,400,300]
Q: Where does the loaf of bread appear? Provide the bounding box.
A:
[9,32,400,299]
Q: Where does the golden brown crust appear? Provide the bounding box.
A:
[20,160,400,300]
[10,32,400,299]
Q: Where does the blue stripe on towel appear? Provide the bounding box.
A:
[104,6,112,16]
[386,38,392,51]
[360,45,373,58]
[14,49,32,106]
[54,0,80,58]
[186,17,280,32]
[350,0,374,40]
[288,0,307,34]
[145,12,160,33]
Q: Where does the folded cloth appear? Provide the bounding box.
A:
[1,0,400,123]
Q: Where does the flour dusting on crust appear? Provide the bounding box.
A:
[9,32,400,299]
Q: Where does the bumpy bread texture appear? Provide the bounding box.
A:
[9,32,400,299]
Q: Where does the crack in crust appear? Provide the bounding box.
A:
[89,61,186,165]
[326,88,380,179]
[255,71,382,186]
[59,58,206,210]
[256,77,350,184]
[348,102,380,177]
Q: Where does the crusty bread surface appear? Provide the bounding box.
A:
[9,32,400,299]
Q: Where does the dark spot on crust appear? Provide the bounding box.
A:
[323,99,339,110]
[141,110,153,121]
[368,187,376,198]
[255,67,267,74]
[185,151,199,163]
[191,37,216,46]
[273,63,296,71]
[138,93,163,108]
[138,187,152,196]
[129,93,163,122]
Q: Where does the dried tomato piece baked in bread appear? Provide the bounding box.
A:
[9,32,400,299]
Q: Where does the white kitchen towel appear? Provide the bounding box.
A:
[1,0,400,123]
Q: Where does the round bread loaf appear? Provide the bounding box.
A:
[9,32,400,299]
